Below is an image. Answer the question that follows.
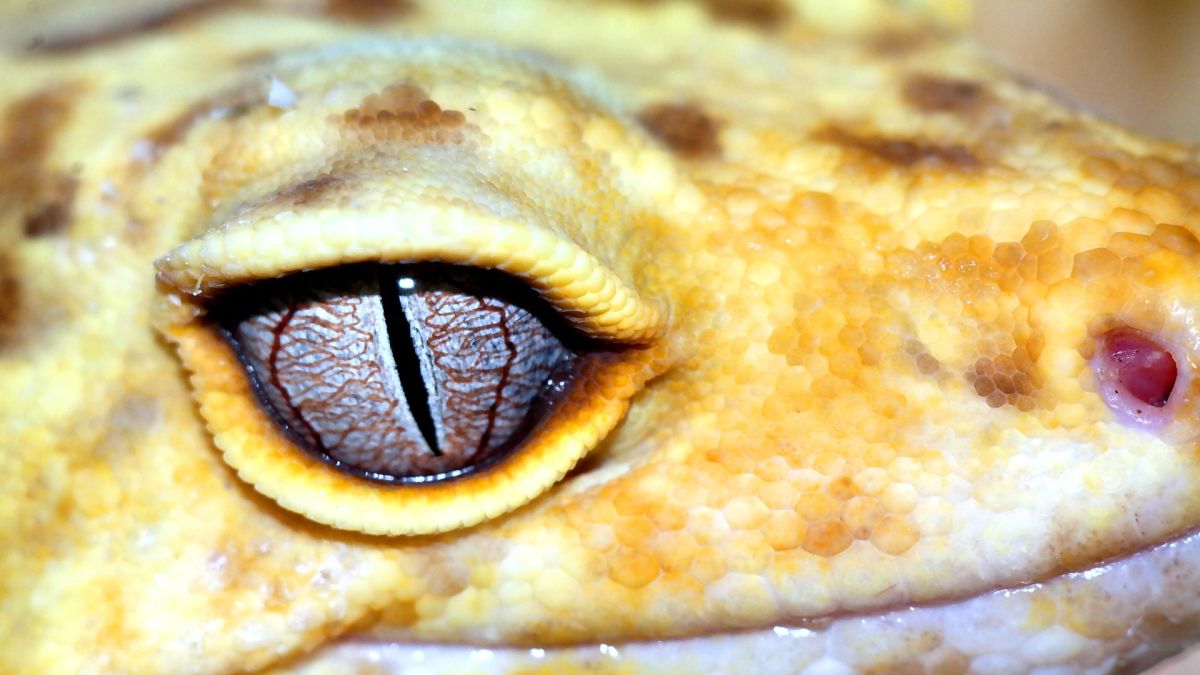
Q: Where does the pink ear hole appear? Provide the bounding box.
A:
[1095,328,1180,426]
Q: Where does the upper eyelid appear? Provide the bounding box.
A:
[146,40,675,345]
[153,170,665,344]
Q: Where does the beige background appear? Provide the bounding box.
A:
[973,2,1198,671]
[973,0,1200,143]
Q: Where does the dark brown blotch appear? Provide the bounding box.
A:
[866,30,931,56]
[815,125,981,171]
[323,0,415,23]
[0,84,78,185]
[0,256,35,352]
[271,175,343,208]
[23,174,78,237]
[140,87,261,164]
[701,0,788,28]
[0,262,17,339]
[0,83,82,235]
[902,73,989,115]
[966,343,1042,412]
[607,0,786,29]
[638,102,721,159]
[904,340,941,376]
[342,84,470,144]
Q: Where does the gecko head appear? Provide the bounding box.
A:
[138,38,1200,672]
[7,15,1200,674]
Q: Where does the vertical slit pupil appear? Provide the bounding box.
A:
[380,269,442,456]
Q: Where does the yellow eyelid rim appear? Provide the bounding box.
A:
[168,321,655,536]
[154,202,665,343]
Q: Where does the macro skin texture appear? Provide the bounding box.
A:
[1,1,1200,673]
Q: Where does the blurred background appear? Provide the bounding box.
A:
[973,0,1200,143]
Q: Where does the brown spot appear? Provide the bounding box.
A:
[0,85,76,169]
[143,105,206,157]
[234,49,281,68]
[0,253,63,351]
[926,649,971,675]
[902,74,989,115]
[270,175,342,208]
[139,87,261,164]
[638,103,721,158]
[609,0,786,29]
[23,174,78,237]
[866,30,932,56]
[0,263,18,343]
[815,125,981,171]
[802,519,852,557]
[966,344,1041,411]
[905,339,941,375]
[0,85,77,192]
[915,352,940,375]
[701,0,787,27]
[0,83,82,234]
[422,550,471,597]
[342,84,470,144]
[323,0,415,23]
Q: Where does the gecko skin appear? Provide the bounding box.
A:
[2,1,1200,673]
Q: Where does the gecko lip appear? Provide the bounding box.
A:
[290,529,1200,673]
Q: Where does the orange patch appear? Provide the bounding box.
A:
[802,519,852,557]
[906,340,942,376]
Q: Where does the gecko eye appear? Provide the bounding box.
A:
[160,239,663,537]
[161,250,660,536]
[212,264,579,483]
[1095,327,1180,424]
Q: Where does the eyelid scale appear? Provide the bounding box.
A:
[155,159,665,343]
